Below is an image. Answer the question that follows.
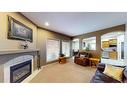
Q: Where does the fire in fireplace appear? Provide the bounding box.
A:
[10,60,32,83]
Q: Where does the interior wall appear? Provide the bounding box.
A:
[1,12,124,64]
[37,28,71,66]
[0,12,37,50]
[73,25,125,58]
[0,12,72,66]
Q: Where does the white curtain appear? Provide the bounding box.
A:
[72,39,79,51]
[62,41,70,57]
[82,37,96,50]
[47,39,60,62]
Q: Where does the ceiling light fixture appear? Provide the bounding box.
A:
[44,22,49,26]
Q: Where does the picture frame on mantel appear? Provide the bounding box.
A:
[8,16,33,42]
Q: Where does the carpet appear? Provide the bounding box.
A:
[30,59,96,83]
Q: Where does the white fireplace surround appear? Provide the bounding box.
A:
[4,55,33,83]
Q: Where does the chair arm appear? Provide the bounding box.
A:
[124,67,127,78]
[96,63,105,72]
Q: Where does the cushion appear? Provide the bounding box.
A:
[103,64,125,82]
[80,54,86,58]
[91,70,121,83]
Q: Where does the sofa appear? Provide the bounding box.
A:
[74,52,90,66]
[90,63,127,83]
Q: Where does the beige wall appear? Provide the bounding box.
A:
[0,12,126,66]
[37,28,71,66]
[0,12,71,82]
[73,25,125,58]
[0,12,125,61]
[0,12,71,66]
[0,12,37,50]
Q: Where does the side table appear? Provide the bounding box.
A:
[59,57,66,64]
[89,58,100,67]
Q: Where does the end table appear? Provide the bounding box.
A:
[59,57,66,64]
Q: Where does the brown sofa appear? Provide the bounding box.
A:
[74,52,90,66]
[90,63,127,83]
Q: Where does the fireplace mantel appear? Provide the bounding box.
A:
[0,49,39,55]
[0,49,40,83]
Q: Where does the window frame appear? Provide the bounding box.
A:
[82,37,96,50]
[62,40,71,57]
[46,38,60,62]
[72,39,79,51]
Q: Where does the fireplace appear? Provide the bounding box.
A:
[10,60,32,83]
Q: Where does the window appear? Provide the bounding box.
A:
[82,37,96,50]
[72,39,79,51]
[46,39,60,62]
[62,41,70,57]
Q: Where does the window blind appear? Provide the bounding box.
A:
[47,39,60,62]
[72,39,79,51]
[82,37,96,50]
[62,41,70,57]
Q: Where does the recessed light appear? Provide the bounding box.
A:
[44,22,49,26]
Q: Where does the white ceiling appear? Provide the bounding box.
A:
[21,12,127,36]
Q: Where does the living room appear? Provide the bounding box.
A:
[0,12,127,83]
[1,0,127,94]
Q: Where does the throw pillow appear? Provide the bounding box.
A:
[103,64,125,82]
[80,54,85,58]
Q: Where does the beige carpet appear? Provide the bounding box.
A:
[30,59,96,83]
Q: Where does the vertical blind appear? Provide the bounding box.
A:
[47,39,60,62]
[62,41,70,57]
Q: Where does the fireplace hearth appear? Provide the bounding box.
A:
[10,60,32,83]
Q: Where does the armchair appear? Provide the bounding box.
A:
[74,52,90,66]
[90,63,127,83]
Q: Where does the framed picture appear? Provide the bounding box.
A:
[8,16,33,42]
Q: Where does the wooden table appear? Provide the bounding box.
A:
[59,57,66,64]
[89,58,100,67]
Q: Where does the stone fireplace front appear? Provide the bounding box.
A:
[10,60,32,83]
[4,55,34,83]
[0,49,40,83]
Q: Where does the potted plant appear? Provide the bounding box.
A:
[20,40,30,49]
[59,53,65,57]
